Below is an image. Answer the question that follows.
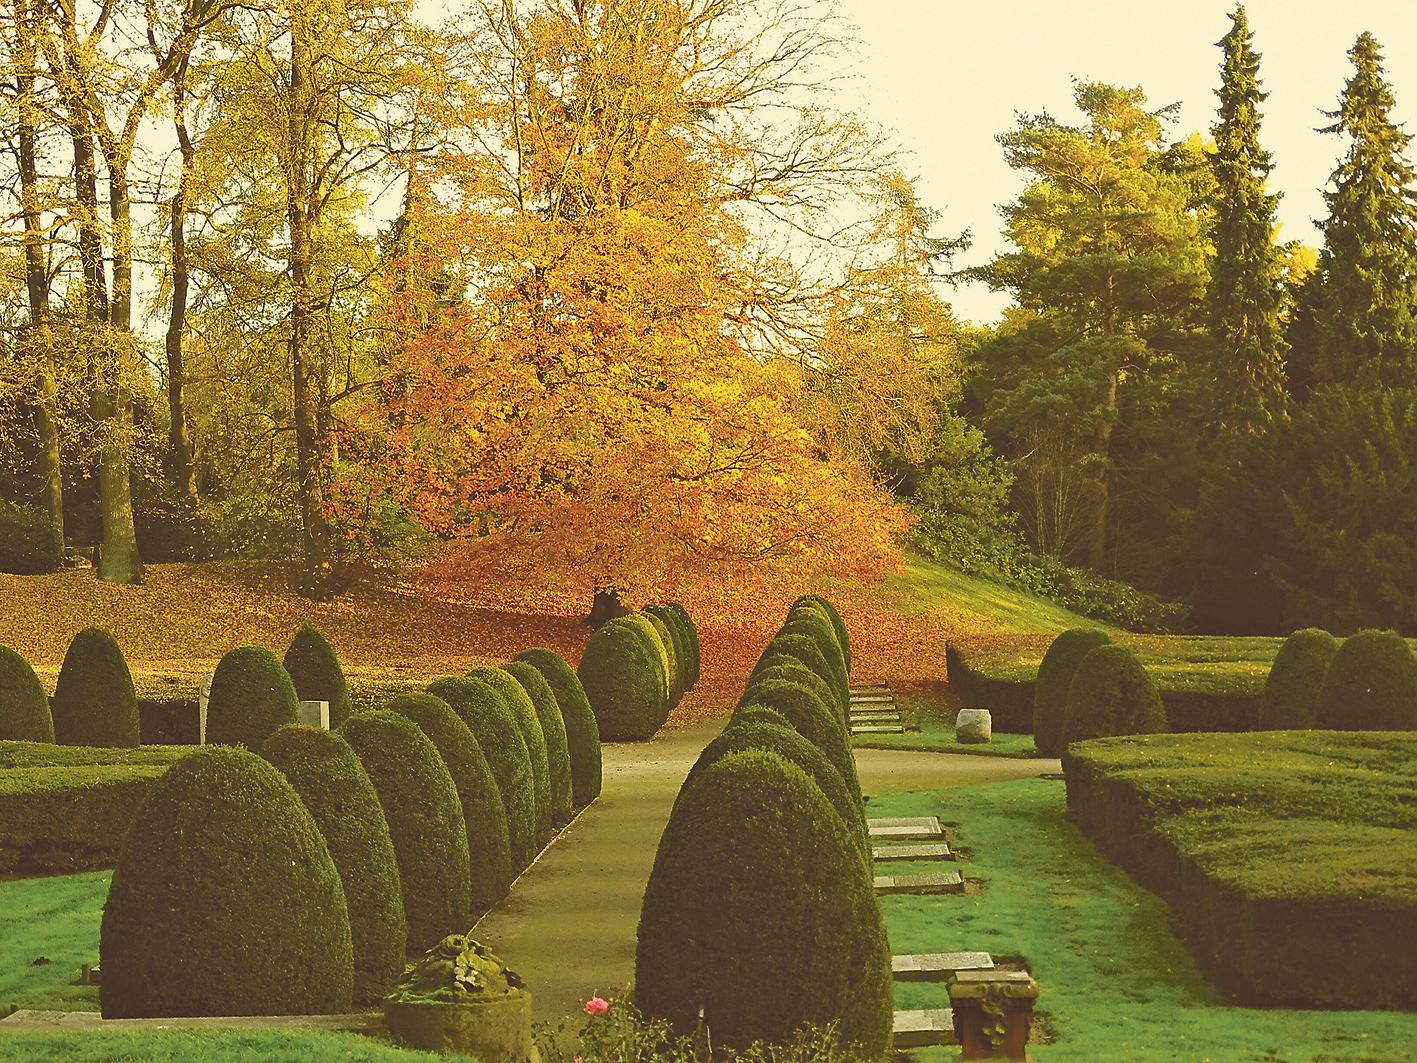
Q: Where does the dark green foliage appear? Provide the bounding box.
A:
[636,750,892,1055]
[1063,644,1168,745]
[1034,628,1114,755]
[259,725,406,1004]
[205,646,299,752]
[0,499,63,575]
[619,615,671,721]
[791,595,851,675]
[664,602,700,685]
[1258,629,1340,730]
[1314,630,1417,731]
[643,604,690,698]
[339,710,472,953]
[736,677,859,801]
[514,648,601,805]
[640,610,683,707]
[578,617,667,740]
[427,676,537,872]
[781,606,849,698]
[468,666,550,847]
[52,627,138,748]
[385,693,514,910]
[751,633,847,721]
[283,623,354,729]
[0,646,54,743]
[502,660,572,825]
[745,657,838,727]
[99,746,353,1018]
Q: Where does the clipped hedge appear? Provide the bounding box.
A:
[1258,629,1340,730]
[205,646,299,752]
[792,595,850,675]
[502,660,572,826]
[514,648,601,805]
[751,633,847,723]
[99,746,353,1018]
[1314,630,1417,731]
[619,614,671,720]
[945,644,1034,733]
[736,677,859,802]
[0,645,54,743]
[468,666,551,847]
[579,617,667,740]
[642,604,690,697]
[284,623,354,729]
[1033,628,1113,757]
[746,658,838,723]
[52,627,139,748]
[0,499,63,575]
[779,610,849,706]
[663,602,700,685]
[640,610,682,707]
[1062,644,1168,745]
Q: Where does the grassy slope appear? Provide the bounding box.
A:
[882,555,1096,635]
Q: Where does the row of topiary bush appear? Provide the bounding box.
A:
[1257,627,1417,732]
[635,595,893,1058]
[1032,629,1167,755]
[577,601,699,740]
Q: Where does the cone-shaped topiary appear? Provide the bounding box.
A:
[1314,630,1417,731]
[502,660,572,826]
[640,611,682,708]
[51,627,139,748]
[260,725,406,1005]
[746,656,838,726]
[515,648,601,805]
[664,602,700,686]
[1258,628,1341,730]
[636,750,892,1055]
[1034,628,1114,756]
[99,745,353,1017]
[1062,644,1168,746]
[340,710,472,953]
[578,617,667,740]
[752,634,847,722]
[620,614,671,723]
[206,646,299,752]
[386,692,514,910]
[0,645,54,743]
[792,595,850,675]
[468,666,550,847]
[736,677,859,801]
[283,623,354,729]
[428,676,537,872]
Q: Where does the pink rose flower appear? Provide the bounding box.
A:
[584,997,609,1015]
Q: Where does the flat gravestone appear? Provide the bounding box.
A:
[873,841,953,861]
[892,1008,956,1048]
[298,700,330,729]
[852,724,905,735]
[868,817,942,837]
[850,711,901,723]
[893,953,994,981]
[874,871,964,895]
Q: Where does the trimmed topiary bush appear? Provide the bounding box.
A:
[428,676,537,873]
[502,660,572,826]
[51,627,139,748]
[386,692,514,910]
[1034,627,1114,756]
[642,605,689,700]
[1062,644,1168,746]
[778,610,849,707]
[620,614,671,723]
[283,623,354,729]
[205,646,299,752]
[792,595,850,675]
[747,655,838,726]
[514,648,601,806]
[0,645,54,743]
[0,499,63,575]
[736,677,859,801]
[752,633,847,722]
[578,617,668,740]
[1314,630,1417,731]
[99,745,353,1017]
[468,666,550,847]
[260,725,406,1005]
[664,602,700,686]
[640,611,682,708]
[1258,628,1341,730]
[636,750,891,1055]
[339,710,472,953]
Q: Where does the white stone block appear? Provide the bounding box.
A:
[955,707,992,744]
[299,700,331,729]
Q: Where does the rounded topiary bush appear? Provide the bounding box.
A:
[792,595,850,675]
[386,692,514,910]
[777,611,848,707]
[736,677,859,801]
[260,725,406,1004]
[468,666,550,847]
[642,604,689,700]
[0,645,55,743]
[100,745,353,1018]
[0,500,63,575]
[1062,644,1168,746]
[1034,628,1114,756]
[747,655,838,724]
[1258,628,1341,730]
[51,627,139,748]
[752,633,847,723]
[283,623,354,729]
[514,648,601,805]
[640,611,682,708]
[1314,630,1417,731]
[205,646,299,752]
[428,676,537,873]
[502,660,572,826]
[664,602,700,686]
[339,710,472,953]
[636,750,891,1055]
[620,614,671,723]
[578,617,667,741]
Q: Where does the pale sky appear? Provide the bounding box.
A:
[834,0,1417,324]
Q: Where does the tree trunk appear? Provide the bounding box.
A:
[588,587,630,627]
[1087,368,1118,571]
[166,60,198,499]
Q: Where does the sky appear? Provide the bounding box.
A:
[832,0,1417,324]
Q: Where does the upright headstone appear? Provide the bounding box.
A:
[298,700,331,729]
[955,708,992,744]
[199,674,213,745]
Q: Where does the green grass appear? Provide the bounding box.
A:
[869,779,1417,1063]
[850,695,1038,758]
[0,1028,475,1062]
[884,555,1095,634]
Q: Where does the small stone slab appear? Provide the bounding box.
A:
[851,724,904,735]
[867,816,943,838]
[892,953,994,980]
[873,841,953,861]
[850,695,896,704]
[892,1008,956,1048]
[874,871,964,895]
[850,711,901,722]
[850,683,891,691]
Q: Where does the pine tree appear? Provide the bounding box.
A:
[1208,5,1286,432]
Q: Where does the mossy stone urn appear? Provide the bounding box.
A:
[383,934,532,1060]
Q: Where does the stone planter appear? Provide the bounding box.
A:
[384,989,533,1060]
[947,969,1038,1061]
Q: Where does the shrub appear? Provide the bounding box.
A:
[99,746,353,1017]
[283,623,354,729]
[640,610,682,708]
[778,610,849,702]
[514,648,601,805]
[1033,627,1113,755]
[636,750,892,1055]
[736,677,859,802]
[1062,644,1168,746]
[502,660,572,826]
[642,604,689,699]
[792,595,850,675]
[51,627,139,748]
[1258,628,1341,730]
[743,659,839,732]
[387,692,514,909]
[1314,630,1417,731]
[663,602,700,686]
[205,646,299,752]
[578,618,668,740]
[259,725,407,1004]
[0,646,55,743]
[751,634,847,722]
[468,666,551,847]
[339,710,472,953]
[0,499,63,575]
[620,614,671,722]
[428,676,537,873]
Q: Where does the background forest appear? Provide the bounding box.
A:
[1,1,1414,637]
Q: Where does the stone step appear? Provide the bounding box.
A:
[867,817,943,839]
[849,711,901,723]
[874,871,964,895]
[892,953,994,981]
[872,841,953,861]
[850,683,891,691]
[892,1008,956,1048]
[849,695,895,704]
[851,724,905,735]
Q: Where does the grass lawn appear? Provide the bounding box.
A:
[871,779,1417,1063]
[882,555,1092,635]
[851,693,1038,758]
[0,1027,475,1062]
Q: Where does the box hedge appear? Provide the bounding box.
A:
[736,677,859,802]
[1033,627,1112,756]
[663,602,700,685]
[1063,644,1168,745]
[1257,628,1339,730]
[745,656,838,727]
[640,610,683,707]
[468,666,551,847]
[205,646,300,752]
[578,617,668,740]
[0,645,54,743]
[51,627,140,748]
[502,660,573,826]
[514,648,601,805]
[751,633,847,721]
[619,615,671,721]
[283,623,354,729]
[792,595,850,675]
[642,604,691,697]
[1314,629,1417,731]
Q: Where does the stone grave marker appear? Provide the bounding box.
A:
[874,871,964,895]
[198,673,213,745]
[867,816,944,839]
[892,952,994,980]
[298,700,331,729]
[872,841,953,861]
[892,1008,956,1048]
